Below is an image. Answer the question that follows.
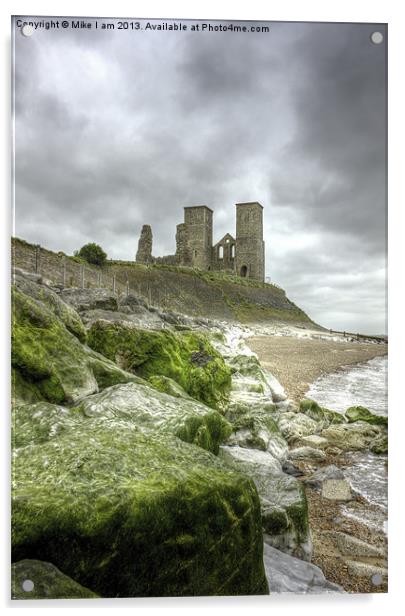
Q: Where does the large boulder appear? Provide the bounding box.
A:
[12,286,142,405]
[304,465,345,491]
[12,401,82,448]
[288,446,327,462]
[225,407,289,462]
[321,422,386,452]
[345,406,388,427]
[87,321,232,409]
[12,560,98,600]
[227,353,287,402]
[299,399,346,430]
[219,446,312,561]
[263,542,343,594]
[278,412,319,442]
[75,382,232,455]
[12,427,268,597]
[13,272,86,343]
[60,288,119,312]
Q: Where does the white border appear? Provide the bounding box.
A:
[2,1,404,614]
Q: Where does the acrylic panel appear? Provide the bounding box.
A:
[11,16,387,599]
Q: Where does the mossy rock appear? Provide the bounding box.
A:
[12,560,99,599]
[345,406,388,427]
[299,399,346,429]
[226,408,288,461]
[321,422,385,452]
[12,428,268,597]
[75,382,232,455]
[370,434,388,454]
[13,274,86,343]
[228,354,267,382]
[12,286,142,405]
[148,375,192,400]
[12,401,83,449]
[87,321,232,409]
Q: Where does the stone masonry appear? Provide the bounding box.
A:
[135,202,265,282]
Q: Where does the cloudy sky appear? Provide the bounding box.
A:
[13,18,387,333]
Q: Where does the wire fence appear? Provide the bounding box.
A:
[12,240,138,298]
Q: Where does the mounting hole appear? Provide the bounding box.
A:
[371,573,383,586]
[22,579,34,592]
[21,24,34,37]
[370,31,383,45]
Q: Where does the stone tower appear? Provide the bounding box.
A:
[183,206,213,270]
[235,202,265,282]
[136,224,153,264]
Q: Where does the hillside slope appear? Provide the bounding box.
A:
[12,237,317,326]
[109,263,316,326]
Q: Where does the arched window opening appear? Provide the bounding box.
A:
[231,244,235,258]
[218,245,224,259]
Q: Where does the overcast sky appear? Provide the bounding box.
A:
[13,18,387,333]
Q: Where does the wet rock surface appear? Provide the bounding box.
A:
[263,541,344,594]
[12,560,99,600]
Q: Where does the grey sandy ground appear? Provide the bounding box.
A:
[247,335,388,405]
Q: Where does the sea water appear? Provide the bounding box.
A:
[306,355,387,417]
[306,355,388,531]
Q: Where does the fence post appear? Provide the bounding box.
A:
[35,245,41,274]
[62,257,66,287]
[80,265,85,289]
[113,275,116,294]
[98,271,102,287]
[126,280,129,296]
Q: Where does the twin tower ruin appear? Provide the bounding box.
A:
[136,202,265,282]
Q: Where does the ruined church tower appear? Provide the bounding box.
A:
[235,202,265,282]
[183,206,213,270]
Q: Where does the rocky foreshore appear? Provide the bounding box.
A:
[11,268,387,598]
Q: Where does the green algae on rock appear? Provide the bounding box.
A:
[299,399,346,429]
[321,422,387,452]
[148,374,192,399]
[14,274,87,343]
[369,433,388,454]
[87,321,232,409]
[225,407,289,461]
[12,428,268,597]
[75,382,232,455]
[12,401,83,449]
[12,560,99,600]
[12,286,142,405]
[345,406,388,427]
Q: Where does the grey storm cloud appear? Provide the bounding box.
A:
[13,18,387,333]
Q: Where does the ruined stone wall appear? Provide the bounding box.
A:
[175,223,191,266]
[136,225,154,264]
[211,234,236,273]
